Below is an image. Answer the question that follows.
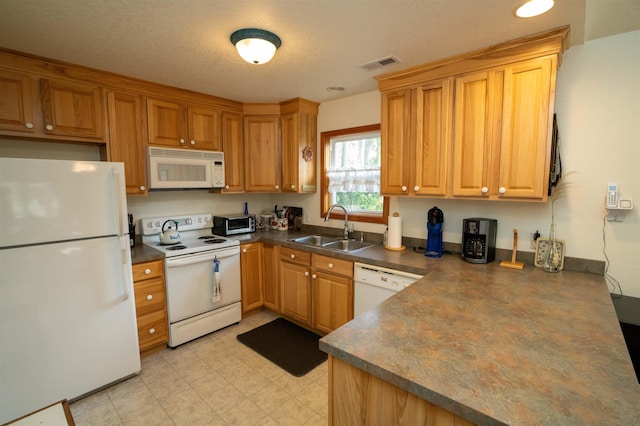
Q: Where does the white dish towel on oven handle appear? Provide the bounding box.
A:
[212,256,222,303]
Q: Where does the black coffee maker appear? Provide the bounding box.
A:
[462,218,497,264]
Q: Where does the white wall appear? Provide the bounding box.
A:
[293,30,640,297]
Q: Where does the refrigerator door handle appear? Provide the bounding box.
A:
[113,168,126,236]
[120,237,131,301]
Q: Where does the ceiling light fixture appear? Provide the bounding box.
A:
[230,28,281,64]
[515,0,555,18]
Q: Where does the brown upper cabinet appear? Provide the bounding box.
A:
[280,98,318,193]
[107,90,148,195]
[242,98,319,193]
[146,98,222,151]
[0,68,107,142]
[220,111,245,193]
[377,27,569,202]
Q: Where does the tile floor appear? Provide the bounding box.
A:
[70,311,328,425]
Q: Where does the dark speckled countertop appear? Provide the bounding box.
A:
[319,259,640,425]
[131,229,639,423]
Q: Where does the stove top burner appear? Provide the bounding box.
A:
[204,238,226,244]
[166,245,187,251]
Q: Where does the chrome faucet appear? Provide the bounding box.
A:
[324,203,350,240]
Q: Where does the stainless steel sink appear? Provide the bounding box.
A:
[288,235,336,246]
[288,235,373,252]
[322,239,372,252]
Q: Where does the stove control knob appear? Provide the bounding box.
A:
[185,218,192,225]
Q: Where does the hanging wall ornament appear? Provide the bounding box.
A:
[301,146,313,162]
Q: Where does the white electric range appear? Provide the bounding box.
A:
[141,213,241,347]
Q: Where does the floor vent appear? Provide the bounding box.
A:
[360,56,400,71]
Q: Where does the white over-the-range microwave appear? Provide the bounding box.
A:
[148,147,225,190]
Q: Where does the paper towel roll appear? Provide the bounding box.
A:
[387,213,403,248]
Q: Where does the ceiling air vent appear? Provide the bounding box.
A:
[360,56,401,71]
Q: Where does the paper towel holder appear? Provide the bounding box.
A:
[385,212,406,251]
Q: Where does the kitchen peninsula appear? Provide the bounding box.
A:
[320,258,640,425]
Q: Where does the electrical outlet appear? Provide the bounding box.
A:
[529,230,541,249]
[607,212,624,222]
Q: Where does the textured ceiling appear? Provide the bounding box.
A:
[0,0,638,104]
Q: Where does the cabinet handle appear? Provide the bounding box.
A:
[413,186,420,192]
[481,187,489,194]
[328,263,334,269]
[290,254,295,259]
[275,185,280,190]
[139,185,146,191]
[305,271,309,276]
[146,295,153,301]
[149,328,156,334]
[242,248,247,253]
[401,185,407,192]
[499,187,506,194]
[190,140,196,145]
[225,185,230,190]
[144,268,151,275]
[25,122,34,129]
[179,138,185,144]
[291,185,295,190]
[312,274,317,279]
[45,124,53,131]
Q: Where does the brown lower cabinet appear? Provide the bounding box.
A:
[132,259,168,356]
[240,242,354,334]
[328,357,473,425]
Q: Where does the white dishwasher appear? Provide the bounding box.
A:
[354,262,423,316]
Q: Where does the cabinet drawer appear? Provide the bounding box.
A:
[134,277,166,316]
[279,246,311,265]
[137,310,168,350]
[312,254,353,278]
[132,259,164,281]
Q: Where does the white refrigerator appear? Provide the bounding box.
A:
[0,158,141,424]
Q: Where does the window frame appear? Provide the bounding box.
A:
[320,124,389,224]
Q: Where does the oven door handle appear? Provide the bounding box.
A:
[165,248,239,267]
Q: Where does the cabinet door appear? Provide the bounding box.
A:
[244,115,281,192]
[381,89,412,195]
[40,79,107,141]
[262,243,279,311]
[281,111,317,193]
[146,98,186,147]
[313,271,353,334]
[107,91,147,195]
[188,106,222,151]
[221,112,245,193]
[240,243,264,313]
[0,69,35,133]
[414,79,453,196]
[451,71,498,197]
[498,58,554,200]
[280,260,311,325]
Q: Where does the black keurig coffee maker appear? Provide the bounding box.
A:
[425,207,444,258]
[462,218,497,263]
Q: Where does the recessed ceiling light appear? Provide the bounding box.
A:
[326,87,345,93]
[516,0,555,18]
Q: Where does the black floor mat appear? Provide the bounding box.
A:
[237,318,327,377]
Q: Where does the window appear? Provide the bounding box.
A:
[321,124,389,224]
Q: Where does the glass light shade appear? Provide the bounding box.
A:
[230,28,281,65]
[235,38,278,64]
[516,0,554,18]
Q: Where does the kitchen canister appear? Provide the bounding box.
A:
[277,217,288,231]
